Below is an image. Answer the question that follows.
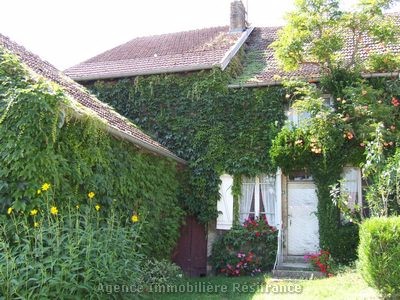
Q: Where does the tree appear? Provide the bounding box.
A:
[270,0,400,262]
[272,0,400,73]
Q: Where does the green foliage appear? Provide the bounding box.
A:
[272,0,400,72]
[359,217,400,299]
[270,74,400,262]
[139,259,183,286]
[272,0,343,71]
[1,202,143,299]
[0,202,183,299]
[364,144,400,216]
[0,47,183,259]
[89,69,286,222]
[211,217,278,276]
[365,53,400,72]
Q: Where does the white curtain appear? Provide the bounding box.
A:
[240,177,255,224]
[260,175,276,226]
[342,167,359,210]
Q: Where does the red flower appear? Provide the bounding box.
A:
[392,97,400,107]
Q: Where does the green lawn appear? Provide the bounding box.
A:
[145,271,379,300]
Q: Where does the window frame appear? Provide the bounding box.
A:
[239,175,276,225]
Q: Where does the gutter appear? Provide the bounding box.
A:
[106,126,187,165]
[228,72,400,89]
[64,100,187,165]
[361,71,400,79]
[228,81,286,88]
[68,64,217,82]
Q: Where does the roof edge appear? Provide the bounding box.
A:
[228,72,400,89]
[62,98,186,164]
[219,27,255,71]
[106,125,187,165]
[70,63,216,82]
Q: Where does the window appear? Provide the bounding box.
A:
[239,175,276,226]
[286,107,310,127]
[341,167,362,211]
[286,94,333,127]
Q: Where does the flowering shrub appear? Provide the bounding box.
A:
[304,250,334,277]
[211,216,278,276]
[1,186,182,299]
[220,251,261,277]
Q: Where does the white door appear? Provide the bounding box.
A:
[287,182,319,255]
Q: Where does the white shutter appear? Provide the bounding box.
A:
[216,174,234,230]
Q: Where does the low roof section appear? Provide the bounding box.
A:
[0,33,185,164]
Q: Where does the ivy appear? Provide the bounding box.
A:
[0,47,183,259]
[88,67,286,222]
[270,71,400,263]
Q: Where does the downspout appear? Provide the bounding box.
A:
[273,168,283,270]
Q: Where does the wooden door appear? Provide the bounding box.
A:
[172,215,207,277]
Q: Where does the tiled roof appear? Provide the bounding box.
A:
[0,33,185,163]
[65,27,245,81]
[232,13,400,86]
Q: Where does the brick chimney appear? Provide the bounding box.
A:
[230,0,247,33]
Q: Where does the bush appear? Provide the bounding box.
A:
[138,259,183,287]
[358,217,400,299]
[211,217,278,276]
[0,199,181,299]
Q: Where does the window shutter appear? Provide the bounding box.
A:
[217,174,234,230]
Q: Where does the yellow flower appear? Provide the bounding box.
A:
[30,209,38,216]
[95,204,101,211]
[50,206,58,215]
[88,192,95,199]
[41,183,51,191]
[131,214,139,223]
[7,207,13,215]
[37,189,42,195]
[76,204,80,209]
[34,222,39,228]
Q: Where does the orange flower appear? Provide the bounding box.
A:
[346,131,354,140]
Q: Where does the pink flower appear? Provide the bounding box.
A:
[392,97,400,107]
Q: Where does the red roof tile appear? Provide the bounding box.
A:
[65,27,243,80]
[0,33,185,163]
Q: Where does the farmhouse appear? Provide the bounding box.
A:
[65,1,400,276]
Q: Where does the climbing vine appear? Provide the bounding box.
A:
[0,47,183,259]
[270,70,400,262]
[88,64,286,223]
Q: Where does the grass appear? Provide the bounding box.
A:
[145,270,380,300]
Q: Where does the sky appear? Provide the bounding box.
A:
[1,0,399,70]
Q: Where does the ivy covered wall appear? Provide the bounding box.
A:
[86,61,400,263]
[0,48,183,259]
[88,67,286,223]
